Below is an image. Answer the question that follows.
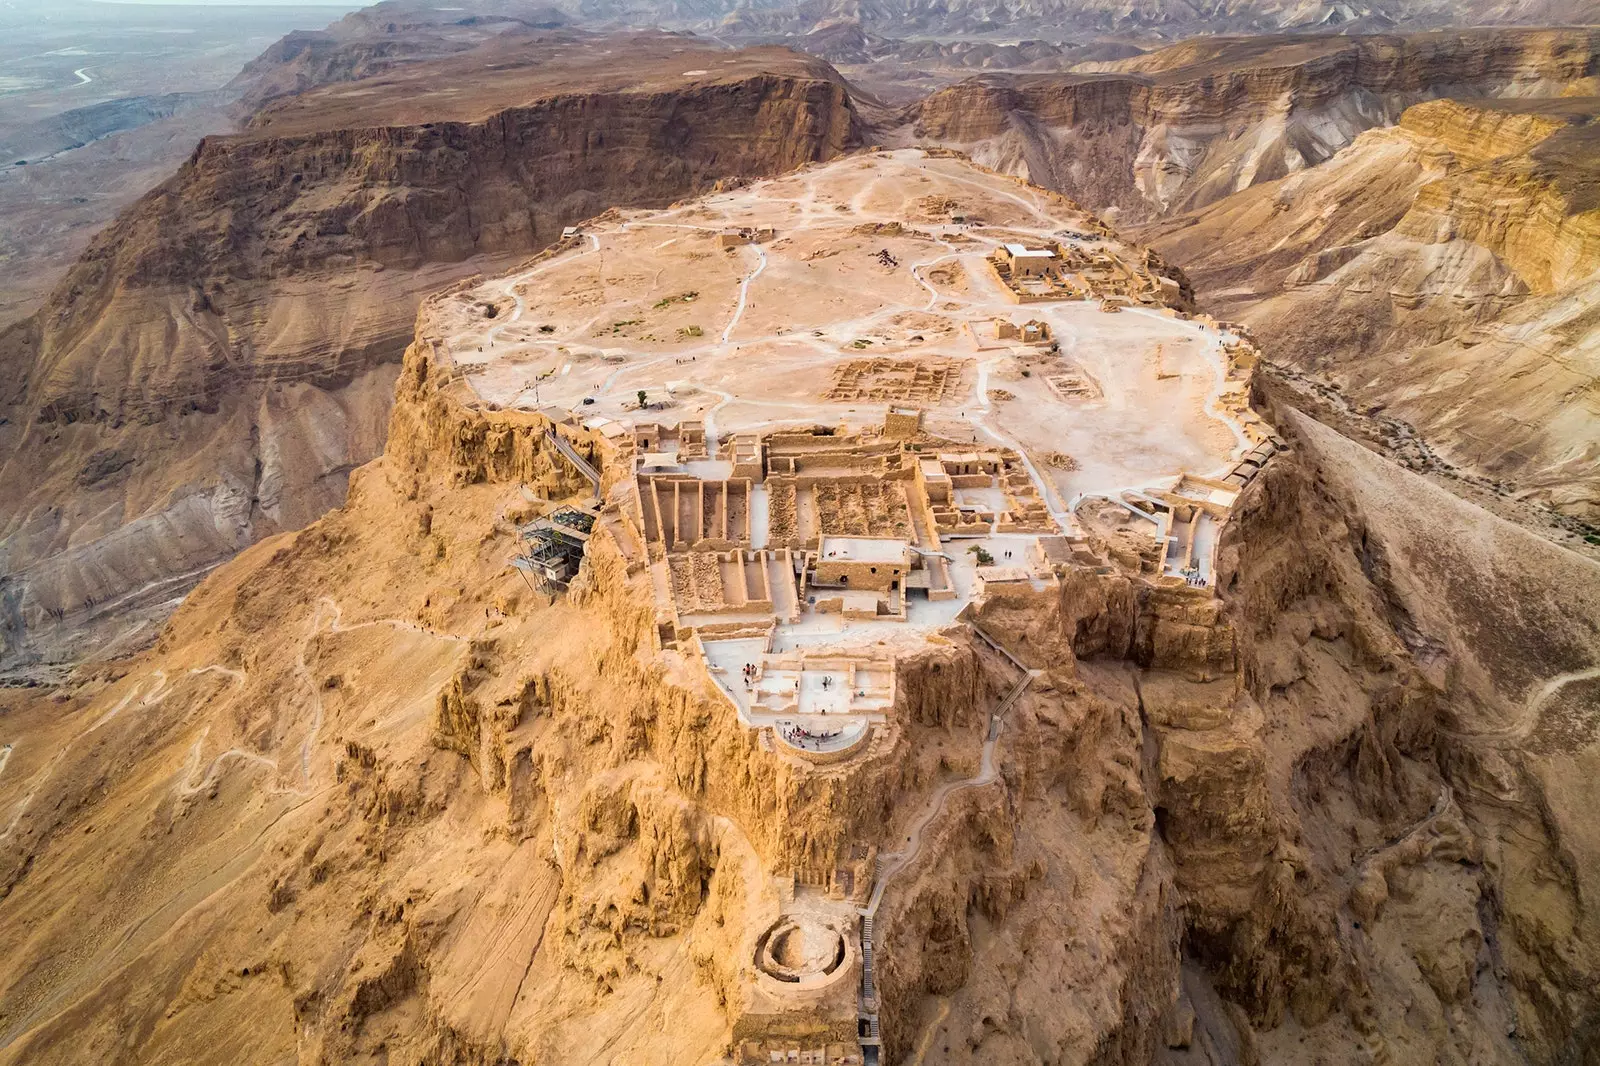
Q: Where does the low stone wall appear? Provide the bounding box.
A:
[775,723,874,764]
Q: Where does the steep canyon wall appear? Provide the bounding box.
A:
[903,29,1600,223]
[1142,91,1600,527]
[872,392,1600,1065]
[0,53,860,675]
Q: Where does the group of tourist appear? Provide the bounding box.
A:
[1180,565,1208,588]
[782,723,842,750]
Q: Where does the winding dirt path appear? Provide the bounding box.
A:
[7,597,469,840]
[719,243,768,345]
[0,601,471,1051]
[176,731,280,800]
[865,724,1001,914]
[483,233,600,351]
[290,598,466,782]
[908,244,960,311]
[1456,664,1600,746]
[0,668,189,845]
[864,667,1036,916]
[904,997,952,1066]
[697,244,769,450]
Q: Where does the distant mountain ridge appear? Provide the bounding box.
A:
[0,31,860,675]
[248,0,1600,49]
[561,0,1600,37]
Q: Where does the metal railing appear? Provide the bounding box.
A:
[544,430,602,499]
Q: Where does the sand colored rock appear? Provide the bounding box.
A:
[902,29,1600,223]
[1,143,1599,1066]
[0,34,861,677]
[1138,86,1600,535]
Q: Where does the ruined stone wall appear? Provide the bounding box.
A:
[391,333,937,889]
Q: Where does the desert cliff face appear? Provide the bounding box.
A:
[4,269,1599,1065]
[1139,91,1600,532]
[1391,101,1600,295]
[0,36,860,676]
[899,29,1600,224]
[1223,397,1600,1064]
[863,363,1600,1066]
[0,318,975,1063]
[1,15,1598,1065]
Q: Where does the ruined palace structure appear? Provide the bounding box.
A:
[420,149,1279,1064]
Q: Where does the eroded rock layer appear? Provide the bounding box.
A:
[0,35,860,675]
[1,158,1597,1066]
[899,28,1599,224]
[1139,92,1600,531]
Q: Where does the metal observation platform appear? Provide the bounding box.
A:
[514,504,599,590]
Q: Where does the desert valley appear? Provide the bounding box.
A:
[0,2,1598,1065]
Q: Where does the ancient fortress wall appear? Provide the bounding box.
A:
[380,151,1337,1064]
[393,294,1003,897]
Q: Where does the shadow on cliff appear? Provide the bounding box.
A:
[0,32,867,677]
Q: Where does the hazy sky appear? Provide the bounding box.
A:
[87,0,370,6]
[96,1,370,5]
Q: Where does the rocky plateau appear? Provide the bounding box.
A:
[1,191,1598,1062]
[0,8,1598,1066]
[6,14,1600,675]
[0,32,860,675]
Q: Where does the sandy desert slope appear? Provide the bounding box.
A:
[1,152,1598,1066]
[0,34,861,678]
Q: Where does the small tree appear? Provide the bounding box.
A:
[637,389,648,409]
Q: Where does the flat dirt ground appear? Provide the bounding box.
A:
[436,148,1250,504]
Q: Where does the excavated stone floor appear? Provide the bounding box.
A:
[431,149,1269,785]
[437,148,1253,508]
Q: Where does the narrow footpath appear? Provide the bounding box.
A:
[854,627,1038,1061]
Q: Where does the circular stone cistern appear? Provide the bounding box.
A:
[753,914,853,989]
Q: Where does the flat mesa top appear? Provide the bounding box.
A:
[820,537,911,563]
[241,33,837,139]
[431,147,1249,507]
[468,148,1265,750]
